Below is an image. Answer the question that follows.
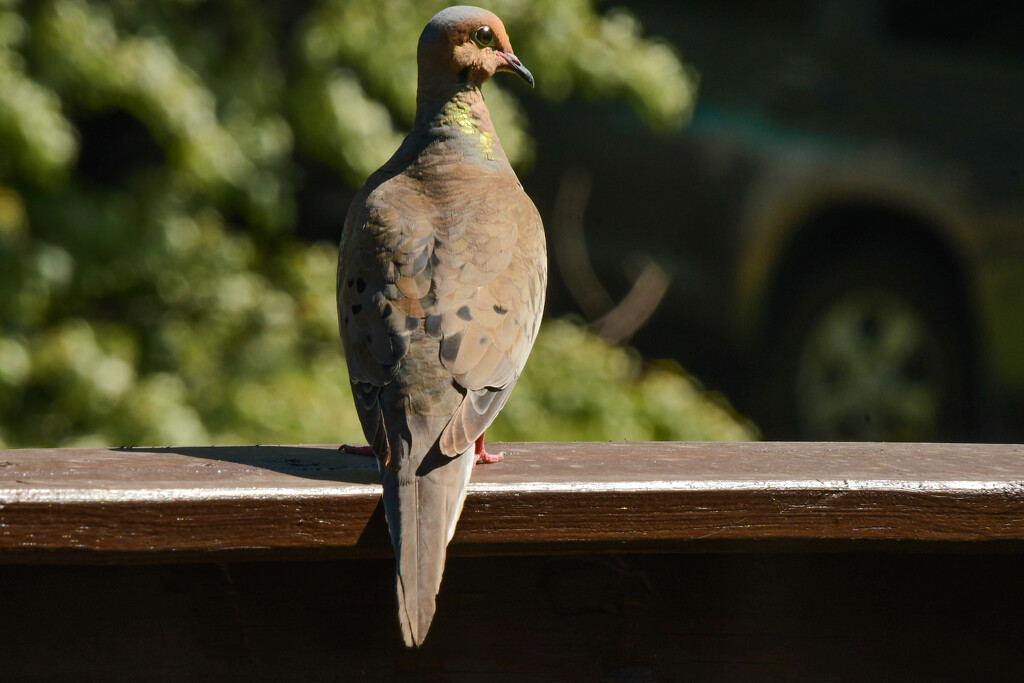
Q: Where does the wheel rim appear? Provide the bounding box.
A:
[793,289,946,440]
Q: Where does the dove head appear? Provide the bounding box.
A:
[418,6,534,94]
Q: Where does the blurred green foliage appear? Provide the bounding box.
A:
[0,0,751,449]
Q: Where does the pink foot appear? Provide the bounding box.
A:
[339,444,375,457]
[474,433,504,464]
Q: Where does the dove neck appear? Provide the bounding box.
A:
[414,85,507,164]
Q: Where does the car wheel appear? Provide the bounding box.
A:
[761,246,973,441]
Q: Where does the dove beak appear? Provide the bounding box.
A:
[498,51,534,88]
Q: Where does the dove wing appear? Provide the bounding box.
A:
[431,175,547,455]
[339,171,546,460]
[338,172,441,461]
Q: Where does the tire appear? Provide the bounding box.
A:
[760,245,973,441]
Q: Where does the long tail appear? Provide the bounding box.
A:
[381,442,475,647]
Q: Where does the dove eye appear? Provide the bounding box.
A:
[473,25,495,48]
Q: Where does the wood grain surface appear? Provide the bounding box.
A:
[2,441,1023,562]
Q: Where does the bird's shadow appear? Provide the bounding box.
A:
[119,444,379,483]
[117,444,390,549]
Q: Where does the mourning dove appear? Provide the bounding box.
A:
[337,6,546,647]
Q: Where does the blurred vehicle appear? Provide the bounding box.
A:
[524,1,1024,441]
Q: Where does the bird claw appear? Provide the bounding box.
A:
[474,449,504,465]
[473,432,503,464]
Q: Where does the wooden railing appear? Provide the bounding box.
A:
[3,441,1024,560]
[2,441,1023,678]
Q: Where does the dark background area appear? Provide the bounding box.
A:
[3,552,1023,680]
[521,1,1024,442]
